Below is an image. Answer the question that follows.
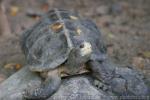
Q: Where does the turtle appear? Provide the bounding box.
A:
[21,8,107,99]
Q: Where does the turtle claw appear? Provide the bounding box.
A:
[22,89,33,99]
[22,89,32,100]
[23,87,45,100]
[94,79,110,91]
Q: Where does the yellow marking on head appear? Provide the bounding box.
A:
[70,15,78,20]
[80,42,92,56]
[76,28,82,35]
[50,22,63,32]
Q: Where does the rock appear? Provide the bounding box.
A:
[113,67,149,95]
[0,66,41,100]
[50,77,113,100]
[0,66,114,100]
[0,61,149,100]
[0,73,6,83]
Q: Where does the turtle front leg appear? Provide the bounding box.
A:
[23,70,61,100]
[87,60,115,92]
[88,60,149,96]
[87,60,115,82]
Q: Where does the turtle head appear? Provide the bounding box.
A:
[66,41,92,68]
[78,41,92,57]
[74,41,92,63]
[65,41,92,73]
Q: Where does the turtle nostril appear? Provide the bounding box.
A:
[80,44,84,48]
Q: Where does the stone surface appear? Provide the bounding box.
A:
[0,66,41,100]
[0,66,114,100]
[50,77,113,100]
[0,62,149,100]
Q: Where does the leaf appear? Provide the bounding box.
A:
[10,6,19,16]
[142,51,150,58]
[4,63,22,70]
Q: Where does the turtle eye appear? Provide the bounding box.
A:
[80,44,84,48]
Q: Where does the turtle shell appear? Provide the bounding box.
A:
[21,9,107,72]
[21,9,78,72]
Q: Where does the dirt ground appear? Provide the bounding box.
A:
[0,0,150,83]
